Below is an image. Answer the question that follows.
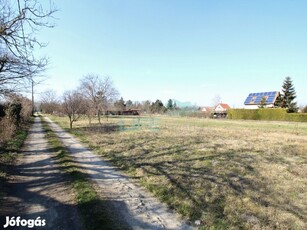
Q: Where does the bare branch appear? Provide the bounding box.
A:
[79,74,119,124]
[62,90,87,129]
[0,0,57,96]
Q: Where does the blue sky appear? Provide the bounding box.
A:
[35,0,307,107]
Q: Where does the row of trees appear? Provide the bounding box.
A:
[115,77,301,114]
[40,75,183,128]
[113,98,178,114]
[60,74,118,128]
[40,75,304,129]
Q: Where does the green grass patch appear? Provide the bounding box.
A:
[42,119,128,230]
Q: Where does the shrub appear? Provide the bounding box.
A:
[5,103,22,125]
[258,108,287,121]
[285,113,307,122]
[228,109,259,120]
[0,104,6,118]
[0,118,16,145]
[228,108,307,122]
[0,96,32,147]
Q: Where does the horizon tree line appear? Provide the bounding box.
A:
[38,75,305,129]
[39,74,180,128]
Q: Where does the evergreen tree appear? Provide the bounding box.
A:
[280,77,298,113]
[166,99,174,110]
[126,100,133,109]
[150,100,166,113]
[114,97,126,111]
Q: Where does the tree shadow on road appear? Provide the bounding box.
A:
[0,147,165,229]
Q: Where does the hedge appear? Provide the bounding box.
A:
[228,108,307,122]
[286,113,307,122]
[228,109,260,120]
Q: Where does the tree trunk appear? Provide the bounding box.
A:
[69,117,73,129]
[98,111,102,126]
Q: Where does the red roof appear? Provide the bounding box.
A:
[215,103,231,109]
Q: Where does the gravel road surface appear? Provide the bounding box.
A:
[0,117,82,229]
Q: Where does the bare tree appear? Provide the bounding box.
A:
[142,100,151,113]
[62,90,86,129]
[79,74,118,124]
[39,89,60,114]
[0,0,56,95]
[212,95,221,107]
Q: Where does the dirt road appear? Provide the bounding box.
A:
[44,117,193,230]
[0,117,82,229]
[1,117,193,229]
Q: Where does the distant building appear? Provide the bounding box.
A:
[122,109,141,115]
[213,103,231,118]
[244,91,280,109]
[107,109,140,115]
[201,106,213,113]
[215,103,231,113]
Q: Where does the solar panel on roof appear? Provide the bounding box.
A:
[244,91,279,105]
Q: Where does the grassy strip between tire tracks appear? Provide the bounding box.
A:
[41,118,129,230]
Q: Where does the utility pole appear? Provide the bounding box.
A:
[32,79,34,116]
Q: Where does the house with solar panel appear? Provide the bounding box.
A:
[244,91,280,109]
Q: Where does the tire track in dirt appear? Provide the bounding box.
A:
[0,117,83,230]
[44,117,194,230]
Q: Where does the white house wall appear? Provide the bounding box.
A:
[244,104,274,109]
[215,105,226,112]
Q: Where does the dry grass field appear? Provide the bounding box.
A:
[48,115,307,229]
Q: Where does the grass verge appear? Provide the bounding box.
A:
[41,118,129,230]
[0,119,33,201]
